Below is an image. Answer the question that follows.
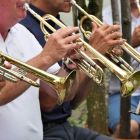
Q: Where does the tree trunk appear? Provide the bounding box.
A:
[85,0,109,135]
[72,0,109,134]
[72,0,86,26]
[111,0,120,24]
[119,0,131,138]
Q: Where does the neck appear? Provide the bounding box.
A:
[32,1,59,17]
[0,26,9,40]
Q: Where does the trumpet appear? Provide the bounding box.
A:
[0,66,18,83]
[0,58,39,86]
[24,3,104,85]
[71,0,140,64]
[0,51,76,104]
[24,3,140,97]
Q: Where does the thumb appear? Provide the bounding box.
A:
[92,22,98,32]
[4,61,12,69]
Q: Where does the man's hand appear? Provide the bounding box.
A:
[89,23,125,55]
[63,51,81,71]
[131,25,140,47]
[41,26,83,67]
[0,61,12,90]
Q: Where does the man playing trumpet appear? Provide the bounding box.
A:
[20,0,125,140]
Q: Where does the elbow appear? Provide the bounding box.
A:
[39,88,58,112]
[40,98,57,112]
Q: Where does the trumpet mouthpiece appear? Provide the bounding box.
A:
[71,0,76,5]
[23,3,29,10]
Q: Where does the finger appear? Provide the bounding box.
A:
[3,61,12,69]
[91,22,98,31]
[69,53,81,60]
[66,63,77,70]
[108,39,125,46]
[99,24,110,31]
[56,26,79,38]
[112,47,123,56]
[66,42,83,55]
[107,32,122,40]
[105,25,121,34]
[64,33,81,44]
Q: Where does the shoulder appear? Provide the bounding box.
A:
[11,23,42,52]
[12,23,38,42]
[12,23,34,35]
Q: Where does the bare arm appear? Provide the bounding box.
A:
[70,24,125,109]
[39,24,125,111]
[0,27,81,105]
[0,54,51,105]
[0,62,12,91]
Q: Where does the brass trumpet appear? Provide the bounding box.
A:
[24,3,140,97]
[71,0,140,65]
[24,3,104,85]
[0,51,76,104]
[0,58,39,86]
[0,66,18,83]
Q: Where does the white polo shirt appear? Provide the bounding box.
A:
[0,23,43,140]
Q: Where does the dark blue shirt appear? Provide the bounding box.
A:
[20,4,72,123]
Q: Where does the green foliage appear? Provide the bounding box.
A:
[69,101,87,127]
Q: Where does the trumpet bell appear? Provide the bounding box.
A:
[71,0,140,96]
[121,71,140,97]
[59,70,76,103]
[0,50,77,104]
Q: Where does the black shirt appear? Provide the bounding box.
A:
[20,4,72,124]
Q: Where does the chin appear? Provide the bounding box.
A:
[63,7,72,12]
[18,11,27,21]
[64,9,71,13]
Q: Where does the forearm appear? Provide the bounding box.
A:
[39,67,92,111]
[39,67,69,112]
[0,53,52,105]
